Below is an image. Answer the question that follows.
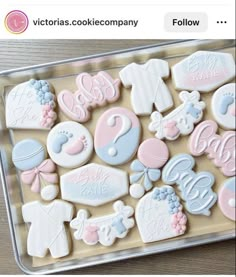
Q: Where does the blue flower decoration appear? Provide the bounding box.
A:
[30,79,55,107]
[130,160,161,191]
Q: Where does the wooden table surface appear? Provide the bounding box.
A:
[0,40,235,275]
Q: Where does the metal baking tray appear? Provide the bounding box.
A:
[0,39,235,274]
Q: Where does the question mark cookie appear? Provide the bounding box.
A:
[94,107,141,165]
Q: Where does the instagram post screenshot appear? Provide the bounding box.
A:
[0,0,235,275]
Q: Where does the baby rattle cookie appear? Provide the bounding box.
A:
[58,71,120,123]
[162,153,217,216]
[149,91,205,140]
[47,121,93,169]
[130,138,169,198]
[211,83,236,130]
[218,177,236,221]
[136,186,187,243]
[189,120,236,177]
[70,200,134,246]
[60,163,128,206]
[119,59,173,115]
[6,79,57,129]
[172,51,235,92]
[94,107,141,165]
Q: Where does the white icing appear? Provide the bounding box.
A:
[41,185,59,201]
[130,183,145,199]
[228,198,236,208]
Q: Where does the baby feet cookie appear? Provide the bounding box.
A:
[119,59,173,115]
[6,79,57,129]
[47,121,93,169]
[58,71,120,123]
[94,107,141,165]
[130,138,169,199]
[211,83,236,130]
[162,154,217,216]
[70,200,134,246]
[189,120,236,177]
[136,186,187,243]
[218,177,236,221]
[149,91,205,140]
[172,51,235,92]
[22,199,73,258]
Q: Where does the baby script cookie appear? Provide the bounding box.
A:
[172,51,235,92]
[136,186,187,243]
[119,59,173,115]
[129,138,169,199]
[211,83,236,130]
[60,163,128,206]
[218,177,236,221]
[58,71,120,123]
[149,91,205,140]
[189,120,236,177]
[94,107,141,165]
[6,79,57,129]
[47,121,93,169]
[70,200,134,246]
[162,153,217,216]
[22,199,73,258]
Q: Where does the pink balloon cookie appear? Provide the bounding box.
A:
[218,177,236,221]
[58,71,120,123]
[94,107,141,165]
[189,120,236,177]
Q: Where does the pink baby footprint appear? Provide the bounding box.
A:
[66,135,87,155]
[164,120,180,139]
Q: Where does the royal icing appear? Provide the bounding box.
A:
[119,59,173,115]
[58,71,120,123]
[162,154,217,216]
[70,201,134,246]
[22,200,73,258]
[211,83,236,130]
[47,121,93,169]
[218,177,236,221]
[60,163,128,206]
[94,107,141,165]
[149,91,205,140]
[189,120,236,177]
[6,79,57,129]
[136,186,187,243]
[172,51,235,92]
[129,138,169,198]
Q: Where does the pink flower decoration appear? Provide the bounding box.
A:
[171,211,187,235]
[40,104,57,128]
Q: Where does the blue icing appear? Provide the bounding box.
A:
[29,79,54,106]
[95,127,140,165]
[112,216,126,235]
[219,93,235,115]
[52,131,73,153]
[224,177,236,192]
[186,103,201,118]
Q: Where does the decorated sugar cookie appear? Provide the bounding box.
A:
[162,153,217,216]
[172,51,235,92]
[136,186,187,243]
[70,200,134,246]
[119,59,173,115]
[6,79,57,129]
[94,107,141,165]
[149,91,205,140]
[60,163,128,206]
[47,121,93,169]
[129,138,169,199]
[218,177,236,221]
[22,199,73,258]
[58,71,120,122]
[189,120,236,177]
[211,83,236,130]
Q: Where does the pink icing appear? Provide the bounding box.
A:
[171,211,187,235]
[189,120,236,176]
[230,106,236,117]
[83,225,99,244]
[40,104,57,128]
[164,120,180,139]
[65,136,87,155]
[137,138,169,169]
[57,71,120,123]
[219,187,235,221]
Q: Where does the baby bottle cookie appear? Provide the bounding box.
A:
[6,79,57,129]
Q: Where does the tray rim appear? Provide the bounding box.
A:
[0,39,235,274]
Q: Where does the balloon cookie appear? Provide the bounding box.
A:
[94,107,141,165]
[58,71,120,123]
[211,83,236,130]
[47,121,93,169]
[6,79,57,129]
